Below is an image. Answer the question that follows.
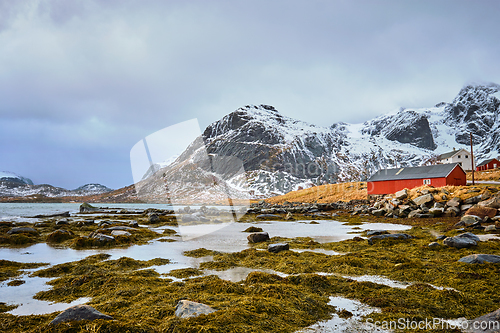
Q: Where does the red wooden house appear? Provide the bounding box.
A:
[367,163,466,195]
[476,158,500,171]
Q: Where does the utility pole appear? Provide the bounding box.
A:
[470,132,475,186]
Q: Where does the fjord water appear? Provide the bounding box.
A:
[0,203,410,331]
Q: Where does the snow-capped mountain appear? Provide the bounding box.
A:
[0,174,113,198]
[0,171,33,185]
[138,82,499,200]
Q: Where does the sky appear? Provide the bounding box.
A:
[1,0,499,189]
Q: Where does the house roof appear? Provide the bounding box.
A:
[368,163,463,182]
[476,158,499,168]
[438,148,470,160]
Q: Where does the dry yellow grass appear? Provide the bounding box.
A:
[266,182,368,204]
[467,169,500,181]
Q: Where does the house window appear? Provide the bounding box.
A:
[494,164,498,169]
[423,179,431,185]
[465,155,468,158]
[459,162,462,166]
[458,155,461,158]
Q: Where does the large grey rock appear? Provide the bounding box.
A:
[247,232,270,243]
[367,233,413,245]
[458,254,500,264]
[413,194,434,206]
[395,189,408,200]
[50,305,113,325]
[464,308,500,333]
[443,233,479,249]
[478,196,500,209]
[445,206,460,217]
[7,227,38,235]
[175,300,216,319]
[464,195,482,205]
[268,243,289,253]
[460,215,483,226]
[446,197,462,207]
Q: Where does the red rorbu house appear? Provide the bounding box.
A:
[367,163,466,195]
[476,158,500,171]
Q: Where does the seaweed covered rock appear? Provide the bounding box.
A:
[80,203,99,213]
[7,227,38,235]
[50,305,113,325]
[175,300,216,319]
[247,232,270,243]
[46,230,74,243]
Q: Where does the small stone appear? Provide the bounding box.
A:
[268,243,289,253]
[256,214,280,219]
[428,242,440,248]
[372,209,386,217]
[175,300,216,319]
[90,233,114,242]
[429,208,444,216]
[50,305,113,325]
[464,195,482,205]
[149,213,160,223]
[446,197,462,207]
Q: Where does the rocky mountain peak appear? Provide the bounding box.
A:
[442,82,500,146]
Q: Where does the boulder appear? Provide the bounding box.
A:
[7,227,38,235]
[459,254,500,264]
[50,305,113,325]
[461,204,474,212]
[446,197,462,207]
[46,230,74,243]
[79,203,99,213]
[247,232,270,243]
[465,206,498,219]
[460,215,483,226]
[268,243,289,253]
[485,225,497,232]
[412,194,434,206]
[128,221,139,228]
[367,233,413,245]
[111,230,132,237]
[443,233,479,249]
[464,308,500,333]
[175,300,216,319]
[464,195,482,205]
[445,206,460,217]
[372,209,386,217]
[407,210,421,218]
[478,196,500,209]
[395,189,408,200]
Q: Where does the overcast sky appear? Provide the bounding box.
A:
[1,0,499,189]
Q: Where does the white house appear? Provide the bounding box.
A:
[438,148,473,171]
